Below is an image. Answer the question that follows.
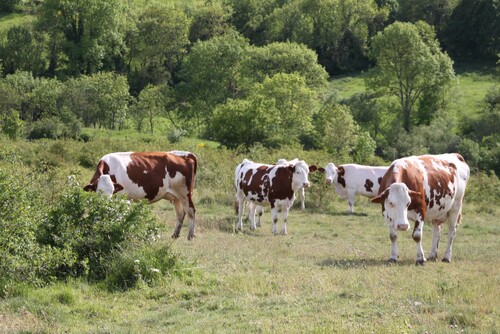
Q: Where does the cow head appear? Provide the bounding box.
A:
[83,175,124,197]
[290,160,314,192]
[318,163,337,185]
[371,183,420,232]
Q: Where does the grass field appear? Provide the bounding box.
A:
[1,170,498,333]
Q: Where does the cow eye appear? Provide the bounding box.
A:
[388,202,394,208]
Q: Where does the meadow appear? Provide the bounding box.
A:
[0,133,499,334]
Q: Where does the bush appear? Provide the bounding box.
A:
[38,187,161,281]
[0,167,74,285]
[104,244,197,291]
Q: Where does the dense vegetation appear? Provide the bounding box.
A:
[0,1,499,331]
[0,0,498,174]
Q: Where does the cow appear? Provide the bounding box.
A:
[83,151,198,240]
[371,153,469,265]
[248,158,308,227]
[235,158,317,235]
[318,163,389,213]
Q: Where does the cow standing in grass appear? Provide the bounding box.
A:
[84,151,197,240]
[318,163,389,213]
[371,153,469,265]
[235,158,316,235]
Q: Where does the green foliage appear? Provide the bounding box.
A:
[38,186,161,281]
[445,0,500,60]
[0,25,47,76]
[1,108,24,139]
[104,244,197,291]
[0,166,74,285]
[367,21,455,132]
[36,0,128,76]
[188,1,233,42]
[212,73,318,148]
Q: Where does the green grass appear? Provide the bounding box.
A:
[0,181,498,333]
[0,13,33,32]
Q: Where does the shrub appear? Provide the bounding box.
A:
[104,244,198,291]
[38,187,161,281]
[0,167,74,285]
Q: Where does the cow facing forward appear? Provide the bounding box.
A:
[371,153,469,265]
[235,159,316,235]
[83,151,197,240]
[318,163,389,213]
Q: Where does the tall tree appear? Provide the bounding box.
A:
[37,0,128,76]
[366,21,455,132]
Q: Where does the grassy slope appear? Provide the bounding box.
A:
[1,196,498,333]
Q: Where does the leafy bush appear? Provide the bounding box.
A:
[104,244,198,291]
[0,167,74,285]
[38,187,161,281]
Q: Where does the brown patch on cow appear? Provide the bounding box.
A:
[239,165,294,207]
[84,160,111,191]
[420,156,457,210]
[337,166,346,188]
[364,179,374,192]
[127,152,196,203]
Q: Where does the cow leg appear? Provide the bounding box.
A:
[256,205,263,227]
[388,228,399,262]
[412,220,426,265]
[443,208,461,263]
[299,188,305,211]
[236,192,245,231]
[171,200,186,239]
[347,189,355,213]
[271,206,279,235]
[185,197,196,240]
[248,203,257,230]
[428,223,442,261]
[281,207,290,235]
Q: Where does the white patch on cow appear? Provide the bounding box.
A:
[323,162,388,213]
[96,174,115,197]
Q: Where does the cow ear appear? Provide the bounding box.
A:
[83,184,96,192]
[317,167,325,173]
[371,189,389,204]
[309,165,318,172]
[408,190,421,200]
[113,183,124,193]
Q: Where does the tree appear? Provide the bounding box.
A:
[62,73,130,129]
[129,4,191,90]
[444,0,499,60]
[366,21,455,132]
[244,42,329,90]
[176,31,249,133]
[212,73,318,148]
[131,84,170,133]
[0,25,47,76]
[37,0,128,76]
[189,1,233,42]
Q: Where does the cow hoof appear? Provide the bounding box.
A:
[415,259,426,266]
[441,258,451,263]
[428,255,437,262]
[387,258,397,264]
[171,233,180,239]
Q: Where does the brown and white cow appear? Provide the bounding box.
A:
[83,151,197,240]
[318,163,389,213]
[235,158,317,235]
[248,158,308,227]
[371,153,469,265]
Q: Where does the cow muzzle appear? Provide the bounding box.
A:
[303,182,311,188]
[396,223,410,231]
[326,178,333,184]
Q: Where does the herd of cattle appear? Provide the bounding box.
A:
[84,151,470,265]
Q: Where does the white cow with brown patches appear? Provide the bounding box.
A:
[83,151,197,240]
[235,158,316,235]
[318,163,389,213]
[371,153,469,265]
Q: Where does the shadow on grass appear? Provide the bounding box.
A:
[318,257,414,269]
